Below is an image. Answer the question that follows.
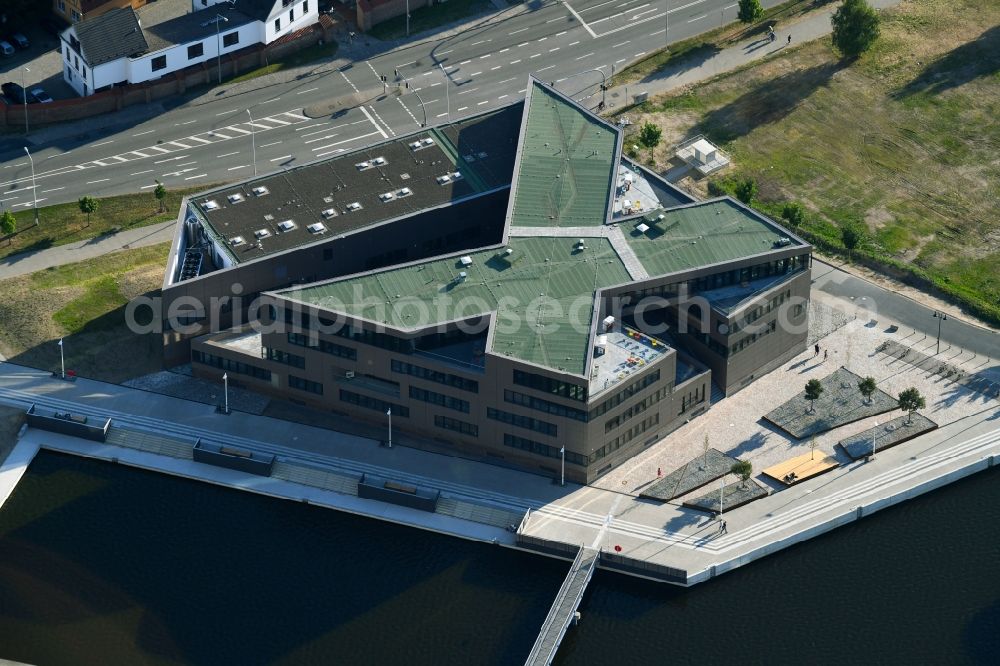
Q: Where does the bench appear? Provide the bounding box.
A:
[384,480,417,495]
[219,445,253,459]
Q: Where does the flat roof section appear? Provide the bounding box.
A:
[281,236,633,376]
[624,199,802,278]
[508,81,619,228]
[192,109,520,264]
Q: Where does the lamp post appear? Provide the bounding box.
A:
[23,147,37,226]
[406,0,410,37]
[222,372,229,414]
[871,420,878,461]
[21,66,29,135]
[556,68,608,109]
[439,63,450,124]
[386,408,392,448]
[933,311,947,355]
[246,108,257,176]
[718,477,725,519]
[560,446,565,486]
[58,338,65,379]
[215,14,229,85]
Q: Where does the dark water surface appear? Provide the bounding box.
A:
[1,452,998,665]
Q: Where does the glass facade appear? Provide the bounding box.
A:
[486,408,557,437]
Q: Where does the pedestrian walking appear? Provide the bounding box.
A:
[657,467,662,478]
[824,350,828,362]
[787,34,792,45]
[721,520,728,534]
[814,343,820,356]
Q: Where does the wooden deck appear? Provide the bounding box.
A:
[762,452,840,486]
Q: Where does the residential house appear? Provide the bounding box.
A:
[53,0,147,24]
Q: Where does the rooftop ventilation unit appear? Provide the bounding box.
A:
[774,237,793,247]
[397,187,412,198]
[458,271,468,281]
[409,140,423,150]
[277,220,296,232]
[636,223,650,233]
[230,236,245,246]
[227,193,244,204]
[356,161,371,171]
[372,156,387,166]
[603,316,616,330]
[321,208,337,219]
[254,229,271,239]
[504,248,513,256]
[459,256,473,267]
[252,186,269,197]
[380,192,395,202]
[436,174,452,184]
[422,138,434,147]
[346,202,362,211]
[203,200,219,211]
[307,222,327,234]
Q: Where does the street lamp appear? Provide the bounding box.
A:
[718,477,725,519]
[58,337,65,379]
[23,147,37,226]
[246,108,257,176]
[21,66,29,135]
[406,0,410,38]
[933,311,947,355]
[215,14,229,85]
[557,68,608,110]
[386,408,392,448]
[871,420,878,461]
[559,446,565,486]
[222,372,229,414]
[439,63,450,124]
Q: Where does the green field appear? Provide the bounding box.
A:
[630,0,1000,323]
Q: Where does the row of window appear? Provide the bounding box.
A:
[410,386,470,413]
[287,332,357,360]
[274,1,308,32]
[737,289,793,330]
[504,390,588,422]
[604,386,669,433]
[592,414,660,463]
[730,320,778,356]
[679,383,707,413]
[391,359,479,393]
[688,331,732,358]
[151,32,238,73]
[339,390,409,418]
[513,370,587,403]
[487,408,557,437]
[503,434,587,467]
[589,370,662,419]
[623,254,809,302]
[192,350,271,381]
[289,375,323,395]
[434,415,478,437]
[265,347,305,369]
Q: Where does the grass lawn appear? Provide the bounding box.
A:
[230,40,340,84]
[0,243,170,384]
[0,186,207,262]
[627,0,1000,324]
[367,0,493,41]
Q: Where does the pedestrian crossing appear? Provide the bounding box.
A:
[77,110,309,170]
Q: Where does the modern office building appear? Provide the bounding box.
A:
[162,77,812,483]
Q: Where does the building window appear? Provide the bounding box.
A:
[410,386,470,413]
[487,408,557,437]
[512,370,587,402]
[274,18,281,32]
[289,375,324,395]
[304,1,309,12]
[339,390,408,417]
[72,10,81,21]
[265,348,305,368]
[74,55,79,71]
[504,390,588,422]
[434,415,478,437]
[504,434,586,466]
[192,350,271,381]
[588,370,661,419]
[287,332,357,360]
[604,386,669,433]
[223,31,239,48]
[591,414,660,462]
[187,42,204,59]
[58,0,66,11]
[151,55,167,72]
[391,360,478,393]
[289,8,295,21]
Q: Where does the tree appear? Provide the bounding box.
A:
[781,202,804,227]
[898,387,926,425]
[78,196,98,228]
[737,0,764,24]
[731,460,753,487]
[809,435,818,461]
[734,177,757,205]
[638,122,662,161]
[701,434,710,470]
[0,210,15,245]
[831,0,881,59]
[841,224,864,259]
[857,376,877,405]
[154,181,168,213]
[804,378,824,413]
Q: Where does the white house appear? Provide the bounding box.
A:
[61,0,318,96]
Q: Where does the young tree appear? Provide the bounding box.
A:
[857,376,878,405]
[841,224,864,260]
[78,196,99,228]
[731,460,753,487]
[638,122,662,161]
[781,202,804,227]
[831,0,881,59]
[703,433,710,470]
[738,0,764,25]
[809,435,818,461]
[734,177,758,205]
[898,387,926,425]
[154,181,168,213]
[804,378,824,413]
[0,210,16,245]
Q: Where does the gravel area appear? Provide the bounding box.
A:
[123,365,271,415]
[683,479,768,514]
[839,413,938,460]
[639,448,736,501]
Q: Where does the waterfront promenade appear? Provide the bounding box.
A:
[0,358,997,586]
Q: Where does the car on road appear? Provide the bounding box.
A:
[0,40,14,57]
[29,87,53,104]
[8,33,29,50]
[1,82,25,104]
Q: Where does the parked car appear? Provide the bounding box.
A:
[9,33,29,50]
[1,82,25,104]
[29,87,53,104]
[0,40,14,57]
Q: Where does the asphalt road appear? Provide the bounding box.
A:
[0,0,784,210]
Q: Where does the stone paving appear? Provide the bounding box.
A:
[839,413,938,461]
[123,365,271,415]
[683,478,768,514]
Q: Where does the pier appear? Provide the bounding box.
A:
[525,545,600,666]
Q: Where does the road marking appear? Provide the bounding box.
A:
[479,54,491,59]
[91,160,111,167]
[86,178,110,184]
[397,97,419,125]
[302,132,340,144]
[126,151,152,159]
[459,59,471,65]
[216,152,239,158]
[227,165,248,171]
[470,71,482,76]
[436,112,448,118]
[545,17,564,24]
[397,60,416,67]
[168,141,192,149]
[569,40,580,46]
[154,155,189,164]
[12,199,46,207]
[147,146,172,153]
[562,1,598,38]
[490,65,502,71]
[575,51,595,60]
[225,126,252,135]
[477,101,488,105]
[457,87,479,96]
[294,123,327,132]
[430,81,442,87]
[209,132,233,140]
[538,37,547,41]
[648,28,665,36]
[509,27,529,35]
[517,42,530,48]
[688,13,706,22]
[530,53,541,58]
[366,60,383,83]
[130,169,154,175]
[498,94,509,100]
[340,70,360,94]
[41,187,65,193]
[537,65,556,72]
[259,140,282,148]
[613,40,631,48]
[457,106,468,111]
[132,129,155,136]
[470,40,488,46]
[632,7,658,19]
[91,140,114,148]
[311,131,383,154]
[261,97,280,104]
[184,173,207,180]
[215,109,236,116]
[270,155,293,162]
[176,161,198,167]
[186,136,213,145]
[439,48,453,54]
[499,48,510,53]
[498,77,516,84]
[579,0,616,11]
[360,105,390,139]
[510,59,521,64]
[296,87,319,94]
[139,184,158,189]
[634,51,646,57]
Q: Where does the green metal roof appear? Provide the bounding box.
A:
[283,236,632,375]
[507,81,619,228]
[625,199,801,277]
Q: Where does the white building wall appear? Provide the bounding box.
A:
[123,21,260,85]
[263,0,318,44]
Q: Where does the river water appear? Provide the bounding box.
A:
[0,451,997,665]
